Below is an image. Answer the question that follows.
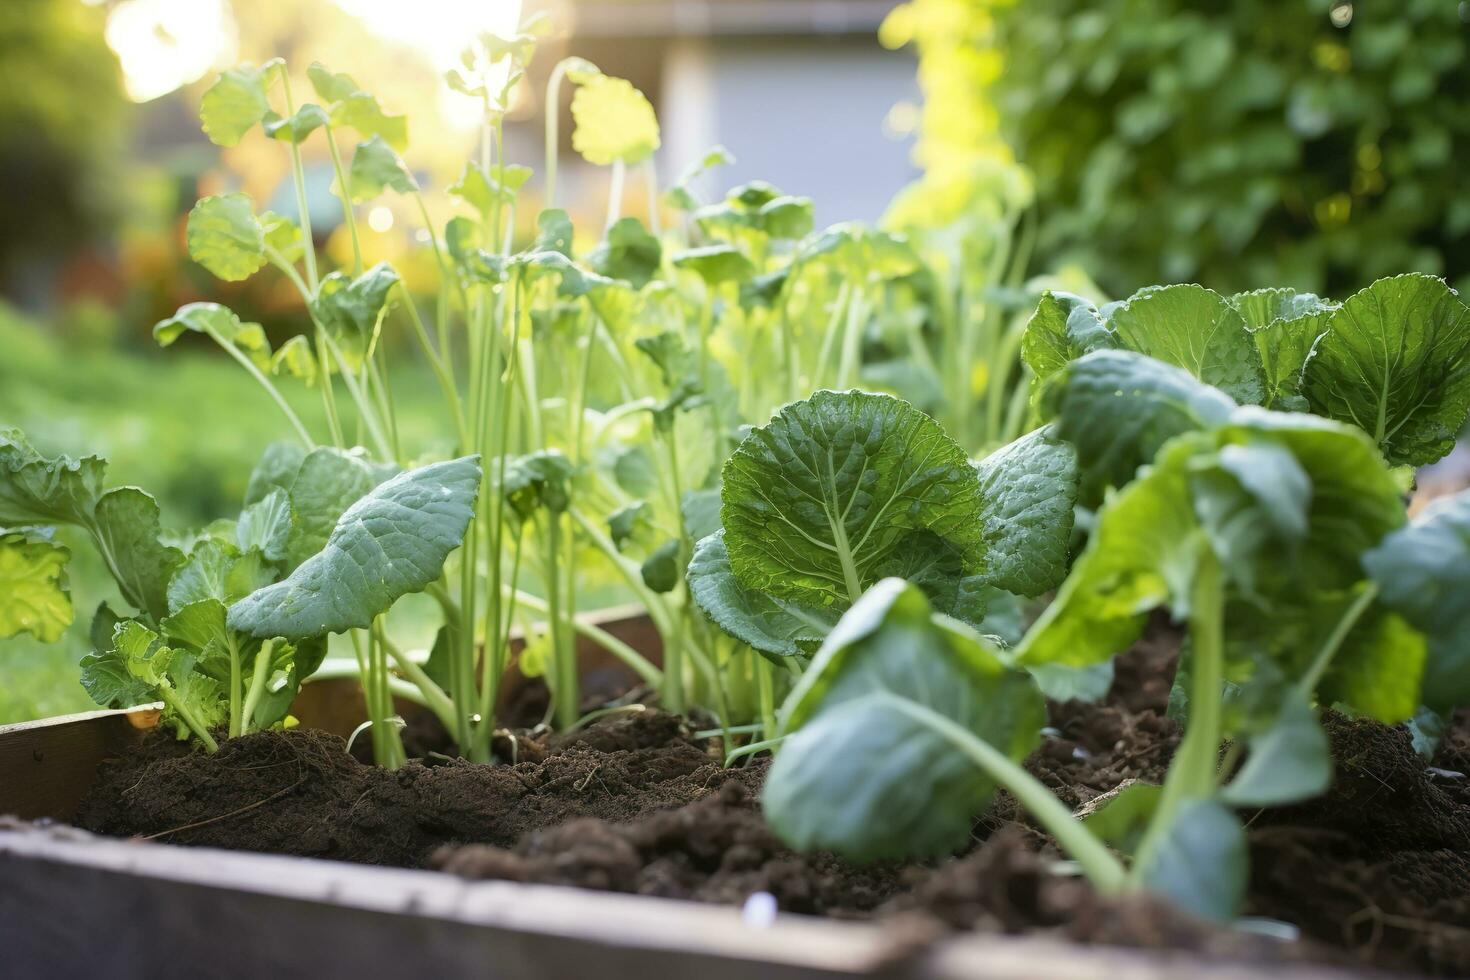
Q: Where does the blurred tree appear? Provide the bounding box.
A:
[0,0,127,303]
[918,0,1470,297]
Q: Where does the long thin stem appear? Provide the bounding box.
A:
[279,71,319,292]
[323,123,363,276]
[159,686,219,753]
[887,694,1127,893]
[606,159,626,229]
[398,283,468,449]
[211,331,314,447]
[226,634,243,738]
[1295,583,1379,699]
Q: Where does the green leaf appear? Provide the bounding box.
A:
[263,104,329,143]
[0,427,105,527]
[764,581,1045,861]
[1231,288,1334,411]
[160,598,229,653]
[153,303,270,365]
[1138,798,1247,923]
[311,263,401,358]
[199,61,281,146]
[721,390,986,610]
[245,443,307,506]
[236,488,291,564]
[261,211,304,261]
[974,426,1078,597]
[1188,440,1309,592]
[570,75,660,165]
[349,135,417,202]
[639,539,681,593]
[532,208,574,256]
[186,193,267,281]
[248,636,328,729]
[1045,350,1236,500]
[1021,290,1115,387]
[1017,435,1206,668]
[1363,488,1470,713]
[271,335,320,387]
[79,623,152,710]
[687,531,837,658]
[92,488,185,623]
[228,457,481,640]
[0,528,72,642]
[1219,697,1330,807]
[308,63,408,150]
[285,447,397,569]
[166,540,272,613]
[1301,274,1470,466]
[672,244,755,286]
[502,451,574,521]
[588,218,661,287]
[1107,284,1267,404]
[1079,780,1162,856]
[755,195,815,240]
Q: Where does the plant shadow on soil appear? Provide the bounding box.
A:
[74,622,1470,976]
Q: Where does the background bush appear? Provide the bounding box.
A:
[979,0,1470,297]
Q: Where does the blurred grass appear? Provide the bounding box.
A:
[0,302,450,724]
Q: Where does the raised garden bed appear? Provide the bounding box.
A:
[4,611,1465,979]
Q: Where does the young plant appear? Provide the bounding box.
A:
[766,376,1431,920]
[689,388,1078,661]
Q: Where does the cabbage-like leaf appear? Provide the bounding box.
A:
[0,528,72,642]
[721,389,985,610]
[1020,290,1115,388]
[228,456,481,640]
[1106,284,1267,404]
[1137,799,1247,924]
[1218,696,1330,807]
[1301,274,1470,466]
[285,447,397,568]
[974,425,1078,597]
[0,427,105,527]
[245,443,307,506]
[1229,287,1333,410]
[235,488,291,564]
[1363,488,1470,712]
[312,263,401,354]
[763,580,1044,861]
[167,540,271,613]
[92,488,184,623]
[186,193,267,282]
[687,530,837,659]
[1044,349,1236,500]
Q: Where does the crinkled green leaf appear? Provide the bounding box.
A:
[236,488,291,564]
[721,390,986,611]
[1302,274,1470,466]
[1363,488,1470,713]
[93,488,184,623]
[160,598,229,653]
[0,528,72,642]
[1230,288,1335,412]
[245,443,307,506]
[308,64,408,149]
[271,335,319,387]
[228,457,481,640]
[1021,290,1115,387]
[186,193,267,282]
[764,581,1044,861]
[311,263,401,352]
[1045,349,1236,500]
[285,447,397,569]
[0,427,105,527]
[639,539,681,593]
[1107,284,1266,404]
[166,540,272,613]
[502,450,574,521]
[687,530,837,659]
[974,425,1078,597]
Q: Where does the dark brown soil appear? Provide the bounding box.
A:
[71,639,1470,976]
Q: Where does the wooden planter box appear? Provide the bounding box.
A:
[0,610,1352,980]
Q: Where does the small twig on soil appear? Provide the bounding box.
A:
[139,776,308,841]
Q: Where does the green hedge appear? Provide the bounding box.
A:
[987,0,1470,296]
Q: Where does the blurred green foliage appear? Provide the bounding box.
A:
[0,0,126,292]
[983,0,1470,296]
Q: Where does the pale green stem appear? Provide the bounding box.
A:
[322,123,363,276]
[1295,584,1379,699]
[211,331,314,447]
[240,639,275,735]
[606,159,626,229]
[227,633,242,738]
[159,686,219,753]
